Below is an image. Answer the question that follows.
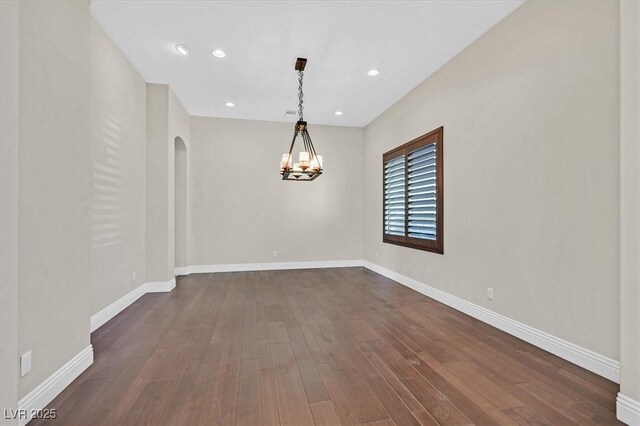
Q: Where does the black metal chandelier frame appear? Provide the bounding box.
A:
[280,58,323,181]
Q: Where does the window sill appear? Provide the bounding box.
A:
[382,238,444,254]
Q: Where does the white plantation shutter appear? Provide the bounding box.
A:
[384,155,406,236]
[407,143,437,240]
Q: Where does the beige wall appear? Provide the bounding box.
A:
[189,117,364,265]
[145,84,170,282]
[90,20,147,314]
[363,0,620,358]
[1,0,20,418]
[620,0,640,404]
[146,84,190,282]
[17,0,92,397]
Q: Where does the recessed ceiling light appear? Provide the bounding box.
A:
[212,49,226,58]
[367,69,380,76]
[174,44,190,56]
[225,102,235,107]
[334,111,343,116]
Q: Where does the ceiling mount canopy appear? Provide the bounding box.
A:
[280,58,323,181]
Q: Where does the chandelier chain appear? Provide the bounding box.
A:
[298,70,304,120]
[280,58,322,181]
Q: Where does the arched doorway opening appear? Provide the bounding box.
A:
[174,137,188,272]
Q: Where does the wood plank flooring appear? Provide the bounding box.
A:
[33,267,621,425]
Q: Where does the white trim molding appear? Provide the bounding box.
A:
[90,278,176,333]
[174,266,190,276]
[90,283,147,332]
[146,277,176,293]
[617,393,640,425]
[363,261,621,383]
[181,259,364,275]
[16,345,93,426]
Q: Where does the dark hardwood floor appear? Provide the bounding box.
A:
[34,267,621,425]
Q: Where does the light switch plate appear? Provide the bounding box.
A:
[486,287,494,301]
[20,351,31,377]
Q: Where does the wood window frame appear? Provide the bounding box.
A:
[382,126,444,254]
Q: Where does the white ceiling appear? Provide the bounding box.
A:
[91,1,524,128]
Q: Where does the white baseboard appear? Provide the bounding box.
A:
[183,259,364,274]
[363,260,620,383]
[174,266,190,276]
[89,283,147,332]
[618,393,640,425]
[16,345,93,426]
[146,277,176,293]
[90,278,176,333]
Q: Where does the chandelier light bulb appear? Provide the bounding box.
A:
[280,153,291,170]
[310,156,320,171]
[292,163,302,178]
[299,151,310,165]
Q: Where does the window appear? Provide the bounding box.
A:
[383,127,443,254]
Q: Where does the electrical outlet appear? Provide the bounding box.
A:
[375,251,379,258]
[20,351,31,377]
[486,287,494,301]
[272,251,278,258]
[132,272,136,282]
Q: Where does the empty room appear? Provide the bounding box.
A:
[1,0,639,425]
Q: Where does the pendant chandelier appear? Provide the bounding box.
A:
[280,58,323,181]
